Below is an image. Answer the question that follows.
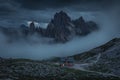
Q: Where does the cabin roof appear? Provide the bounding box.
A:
[60,57,75,62]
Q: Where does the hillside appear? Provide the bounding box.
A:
[0,58,119,80]
[71,38,120,76]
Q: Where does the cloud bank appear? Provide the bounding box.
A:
[0,0,120,60]
[0,11,119,60]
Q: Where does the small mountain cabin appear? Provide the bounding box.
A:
[60,57,74,67]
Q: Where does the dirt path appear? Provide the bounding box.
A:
[71,53,101,70]
[70,53,120,77]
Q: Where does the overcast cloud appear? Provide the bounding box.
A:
[0,0,120,59]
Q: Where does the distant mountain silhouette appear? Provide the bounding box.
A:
[0,11,98,43]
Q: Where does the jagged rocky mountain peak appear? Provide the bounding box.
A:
[45,11,76,42]
[52,11,72,27]
[73,16,86,26]
[54,10,71,20]
[0,11,98,43]
[78,16,85,22]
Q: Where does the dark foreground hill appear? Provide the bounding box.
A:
[0,38,120,80]
[0,57,119,80]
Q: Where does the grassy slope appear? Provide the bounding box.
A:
[0,58,120,80]
[71,38,119,61]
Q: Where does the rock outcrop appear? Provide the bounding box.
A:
[46,11,75,42]
[73,17,98,35]
[73,17,90,35]
[45,11,98,42]
[0,11,98,43]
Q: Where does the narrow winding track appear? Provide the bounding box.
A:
[70,53,120,77]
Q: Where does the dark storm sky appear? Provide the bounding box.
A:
[14,0,114,10]
[0,0,120,59]
[0,0,120,27]
[0,0,119,12]
[0,0,119,36]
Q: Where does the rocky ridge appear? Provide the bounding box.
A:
[72,38,120,76]
[0,11,98,43]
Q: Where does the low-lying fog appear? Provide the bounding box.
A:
[0,10,120,60]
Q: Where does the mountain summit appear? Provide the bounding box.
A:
[46,11,75,42]
[0,11,98,43]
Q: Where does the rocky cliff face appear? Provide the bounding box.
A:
[73,17,98,35]
[46,11,75,42]
[45,11,98,42]
[0,11,98,43]
[73,17,90,35]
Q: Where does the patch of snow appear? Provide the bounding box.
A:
[39,22,48,29]
[27,21,48,29]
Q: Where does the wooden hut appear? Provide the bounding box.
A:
[60,57,74,67]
